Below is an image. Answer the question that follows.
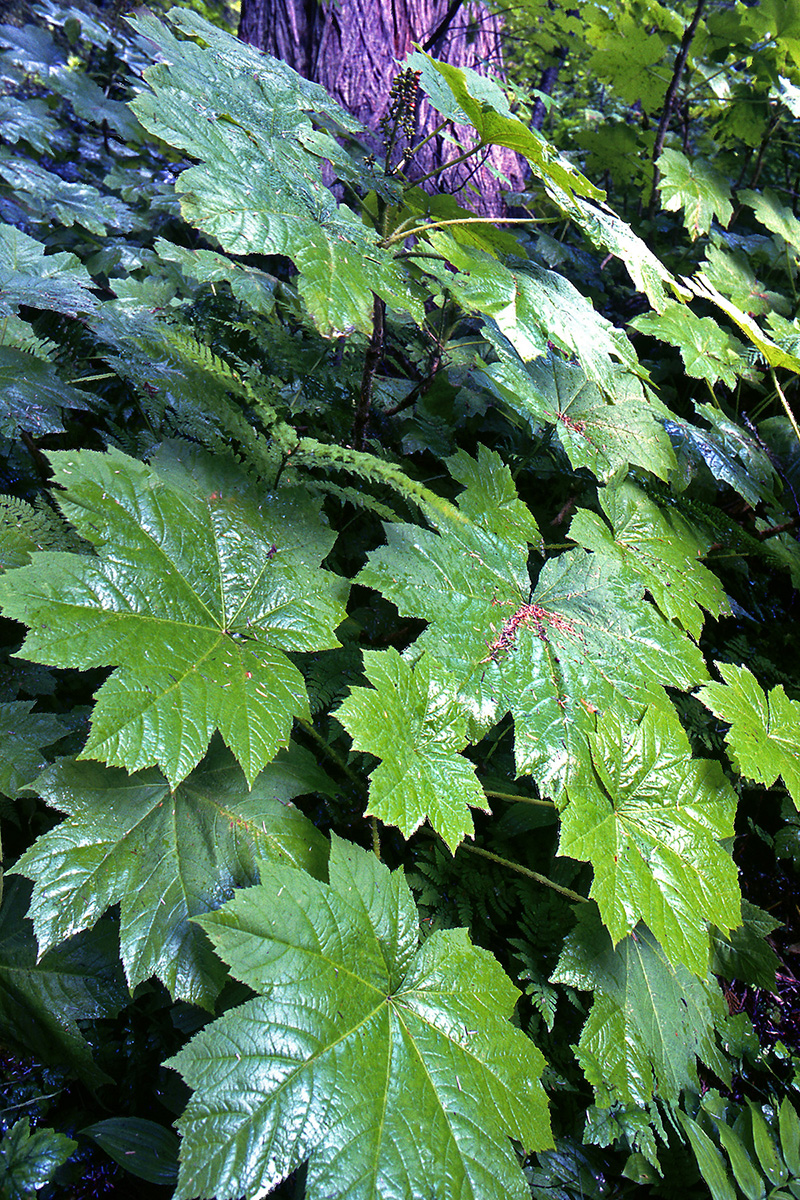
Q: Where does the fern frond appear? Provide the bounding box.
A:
[295,438,466,526]
[0,495,80,570]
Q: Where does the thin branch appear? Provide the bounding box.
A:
[770,366,800,451]
[353,293,385,451]
[649,0,707,216]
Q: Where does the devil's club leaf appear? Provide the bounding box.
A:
[169,836,552,1200]
[0,877,127,1086]
[0,347,94,437]
[446,445,542,549]
[129,11,422,336]
[568,480,729,639]
[657,149,733,239]
[558,706,740,974]
[337,648,488,850]
[481,344,675,482]
[0,447,347,786]
[360,527,707,796]
[0,222,99,317]
[0,1120,77,1199]
[0,701,65,797]
[12,747,329,1008]
[553,906,736,1107]
[698,661,800,807]
[630,304,750,389]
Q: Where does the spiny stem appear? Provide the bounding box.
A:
[459,844,588,903]
[371,816,381,859]
[382,215,549,248]
[483,789,556,808]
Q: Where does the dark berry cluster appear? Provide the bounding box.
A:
[380,68,422,151]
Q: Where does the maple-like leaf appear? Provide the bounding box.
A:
[657,149,733,239]
[169,836,552,1200]
[698,661,800,808]
[128,10,422,337]
[568,480,729,639]
[0,347,95,437]
[552,906,738,1108]
[0,222,99,317]
[447,444,542,549]
[558,705,740,975]
[13,745,330,1008]
[0,1120,77,1199]
[0,877,128,1087]
[630,303,750,389]
[360,511,708,797]
[480,342,676,482]
[0,447,348,786]
[0,700,65,798]
[336,648,489,850]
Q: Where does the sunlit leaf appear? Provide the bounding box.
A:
[170,836,552,1199]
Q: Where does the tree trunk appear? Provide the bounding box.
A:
[238,0,526,216]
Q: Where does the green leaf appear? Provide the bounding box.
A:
[709,900,781,989]
[630,303,750,388]
[361,523,708,796]
[587,16,667,110]
[0,347,95,437]
[155,238,276,315]
[0,876,128,1087]
[750,1104,788,1187]
[568,480,729,639]
[128,11,422,336]
[409,50,603,205]
[0,700,64,798]
[447,444,542,549]
[169,836,552,1200]
[684,275,800,375]
[558,705,740,974]
[13,746,329,1008]
[81,1119,179,1186]
[0,1120,77,1199]
[553,905,736,1107]
[679,1113,737,1200]
[0,222,98,317]
[0,96,63,153]
[709,1114,766,1200]
[0,447,348,786]
[481,345,676,482]
[741,188,800,255]
[657,149,733,239]
[337,648,489,851]
[0,151,132,236]
[697,661,800,808]
[778,1098,800,1177]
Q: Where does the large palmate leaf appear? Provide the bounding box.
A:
[480,341,676,482]
[0,877,128,1087]
[336,648,488,850]
[169,836,552,1200]
[13,746,330,1008]
[0,1120,77,1200]
[630,303,750,389]
[129,10,422,337]
[0,221,98,319]
[360,517,708,796]
[425,239,638,388]
[0,151,133,235]
[447,444,542,549]
[568,480,729,639]
[0,347,95,437]
[409,50,603,205]
[0,447,348,786]
[553,906,737,1108]
[657,149,733,239]
[0,700,64,798]
[698,661,800,808]
[558,705,740,974]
